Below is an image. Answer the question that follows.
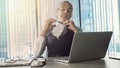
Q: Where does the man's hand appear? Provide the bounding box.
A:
[64,20,78,33]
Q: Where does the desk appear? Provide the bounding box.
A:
[1,58,120,68]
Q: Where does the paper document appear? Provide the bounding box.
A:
[52,22,65,39]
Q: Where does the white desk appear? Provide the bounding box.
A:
[1,58,120,68]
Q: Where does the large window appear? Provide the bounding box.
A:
[80,0,120,58]
[1,0,120,61]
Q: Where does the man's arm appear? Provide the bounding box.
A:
[40,18,56,37]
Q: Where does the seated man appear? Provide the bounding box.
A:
[36,1,81,57]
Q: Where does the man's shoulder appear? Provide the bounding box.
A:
[45,18,56,25]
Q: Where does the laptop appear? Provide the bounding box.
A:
[49,32,113,63]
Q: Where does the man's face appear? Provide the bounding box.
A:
[57,2,73,21]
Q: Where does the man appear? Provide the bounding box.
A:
[39,1,79,57]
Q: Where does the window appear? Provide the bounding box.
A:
[80,0,120,58]
[1,0,120,61]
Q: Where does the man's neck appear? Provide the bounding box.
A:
[57,19,66,24]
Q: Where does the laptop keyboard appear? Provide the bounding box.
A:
[56,57,68,60]
[50,56,68,61]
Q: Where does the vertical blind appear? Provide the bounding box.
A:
[0,0,7,61]
[80,0,120,58]
[0,0,80,60]
[7,0,37,59]
[0,0,37,61]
